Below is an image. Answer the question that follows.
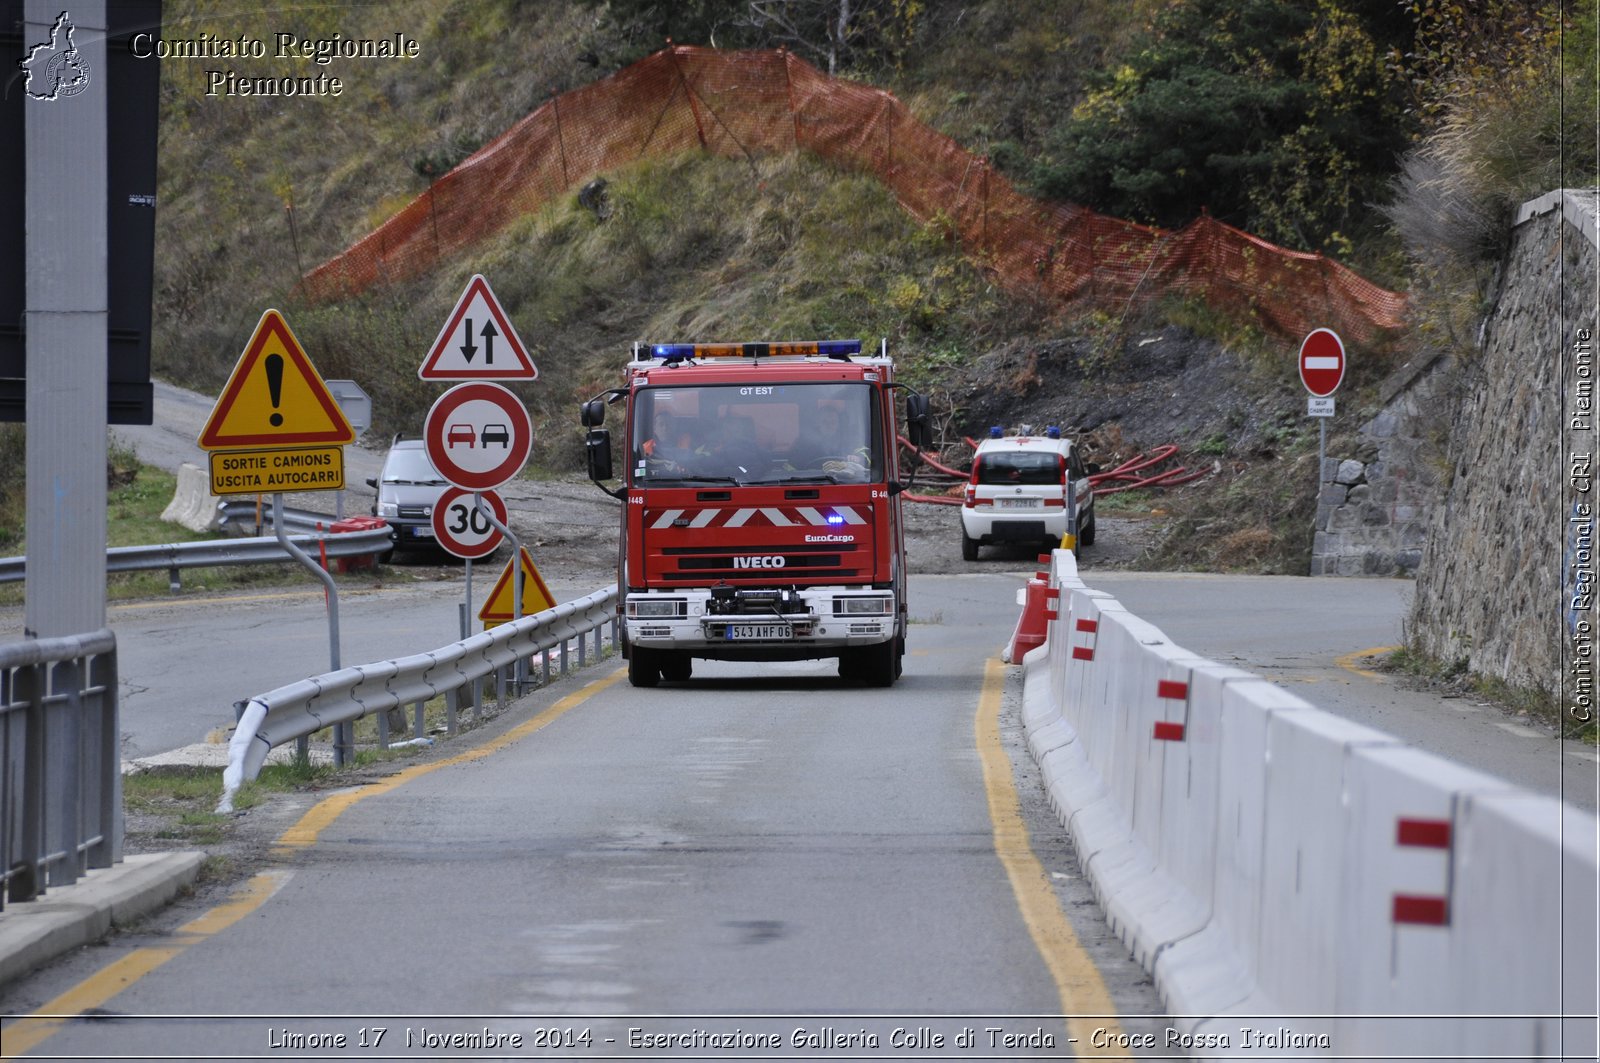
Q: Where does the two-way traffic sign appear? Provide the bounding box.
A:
[419,274,539,380]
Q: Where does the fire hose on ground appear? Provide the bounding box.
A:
[896,436,1210,505]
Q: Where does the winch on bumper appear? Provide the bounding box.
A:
[624,585,897,657]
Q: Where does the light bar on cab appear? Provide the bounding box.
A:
[647,340,862,360]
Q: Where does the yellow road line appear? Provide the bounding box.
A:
[1,665,627,1057]
[0,871,289,1058]
[109,590,344,612]
[975,656,1125,1049]
[274,666,626,853]
[1335,644,1399,681]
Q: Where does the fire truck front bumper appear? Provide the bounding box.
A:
[624,587,898,656]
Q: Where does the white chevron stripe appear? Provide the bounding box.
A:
[725,508,755,528]
[761,507,795,526]
[834,506,867,524]
[651,509,683,529]
[690,509,719,528]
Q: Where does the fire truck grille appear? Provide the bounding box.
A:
[658,543,864,581]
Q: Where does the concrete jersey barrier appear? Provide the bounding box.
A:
[1020,549,1598,1059]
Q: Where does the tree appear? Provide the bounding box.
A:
[1031,0,1415,254]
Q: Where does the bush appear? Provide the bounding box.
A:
[1031,0,1414,253]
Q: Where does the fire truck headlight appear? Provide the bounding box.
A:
[628,599,686,618]
[834,596,893,616]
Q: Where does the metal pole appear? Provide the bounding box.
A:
[478,503,525,691]
[462,556,472,640]
[23,0,108,640]
[1318,417,1327,499]
[271,493,350,765]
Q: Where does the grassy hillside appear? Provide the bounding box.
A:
[5,0,1567,572]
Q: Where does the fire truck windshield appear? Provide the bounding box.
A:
[633,383,881,486]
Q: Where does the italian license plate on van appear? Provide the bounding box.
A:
[727,623,791,640]
[998,498,1042,509]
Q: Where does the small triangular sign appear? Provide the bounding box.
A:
[420,274,538,380]
[479,547,557,627]
[198,310,355,449]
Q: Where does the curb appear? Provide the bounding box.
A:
[0,851,206,987]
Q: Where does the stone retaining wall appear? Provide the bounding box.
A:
[1408,190,1598,696]
[1310,356,1448,577]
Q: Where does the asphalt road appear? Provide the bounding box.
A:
[0,572,1174,1059]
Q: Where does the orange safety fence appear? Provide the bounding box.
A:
[300,46,1407,346]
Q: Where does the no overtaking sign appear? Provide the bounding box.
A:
[423,381,533,491]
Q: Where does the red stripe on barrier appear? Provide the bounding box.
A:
[1157,680,1188,700]
[1075,618,1098,633]
[1152,722,1186,741]
[1045,588,1060,601]
[1396,818,1452,849]
[1072,646,1094,660]
[1044,610,1058,621]
[1037,554,1052,563]
[1392,895,1450,926]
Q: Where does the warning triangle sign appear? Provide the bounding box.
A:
[198,310,355,449]
[420,274,538,380]
[479,547,558,627]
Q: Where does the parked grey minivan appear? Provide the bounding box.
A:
[366,435,451,560]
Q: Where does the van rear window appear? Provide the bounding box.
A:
[976,452,1062,485]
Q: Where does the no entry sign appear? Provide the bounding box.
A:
[1299,328,1346,398]
[423,381,533,491]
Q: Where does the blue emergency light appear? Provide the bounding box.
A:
[647,340,862,361]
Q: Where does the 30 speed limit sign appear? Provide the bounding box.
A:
[431,487,508,559]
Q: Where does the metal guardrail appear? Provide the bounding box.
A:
[218,586,620,812]
[0,628,119,909]
[215,500,341,535]
[0,523,394,590]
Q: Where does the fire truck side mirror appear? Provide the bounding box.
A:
[585,429,614,482]
[580,399,607,428]
[904,394,934,450]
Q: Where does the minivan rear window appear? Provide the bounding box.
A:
[976,452,1062,485]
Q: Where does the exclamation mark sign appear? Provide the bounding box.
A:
[265,353,284,427]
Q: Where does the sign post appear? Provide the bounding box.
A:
[1299,328,1347,507]
[418,276,543,689]
[198,309,357,764]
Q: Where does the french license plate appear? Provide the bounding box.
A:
[997,498,1042,509]
[410,526,433,538]
[727,623,791,640]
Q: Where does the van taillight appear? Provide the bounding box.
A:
[964,483,977,506]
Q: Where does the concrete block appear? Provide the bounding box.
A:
[160,463,222,533]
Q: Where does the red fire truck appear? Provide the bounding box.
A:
[581,340,933,688]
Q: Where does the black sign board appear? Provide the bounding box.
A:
[0,1,161,425]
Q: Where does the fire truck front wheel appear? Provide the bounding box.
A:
[628,647,662,688]
[840,638,899,687]
[661,652,693,682]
